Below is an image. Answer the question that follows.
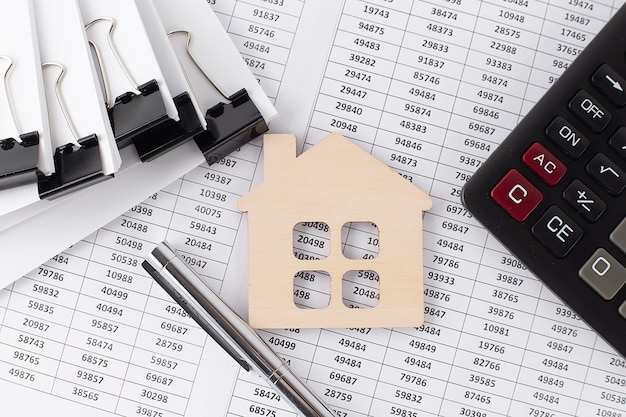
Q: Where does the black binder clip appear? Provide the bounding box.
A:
[35,62,109,199]
[85,17,202,162]
[37,135,108,199]
[0,133,40,190]
[0,55,41,189]
[108,79,203,162]
[194,88,267,165]
[162,29,268,166]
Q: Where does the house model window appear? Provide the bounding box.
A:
[238,132,432,329]
[292,221,381,310]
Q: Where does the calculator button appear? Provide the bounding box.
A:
[569,90,612,133]
[546,116,589,159]
[562,179,606,222]
[579,248,626,300]
[610,217,626,256]
[592,64,626,107]
[491,169,543,222]
[522,142,567,185]
[586,153,626,195]
[619,301,626,320]
[609,127,626,160]
[532,206,583,258]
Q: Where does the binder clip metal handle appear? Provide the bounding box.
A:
[87,18,203,162]
[37,62,109,199]
[0,56,41,189]
[165,30,268,165]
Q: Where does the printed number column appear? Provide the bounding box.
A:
[364,0,478,415]
[191,144,306,417]
[0,248,86,396]
[168,145,262,417]
[305,0,410,147]
[433,0,548,416]
[297,1,408,416]
[47,191,172,412]
[227,328,311,417]
[576,337,626,416]
[166,145,260,281]
[217,0,305,102]
[189,2,308,413]
[114,273,207,417]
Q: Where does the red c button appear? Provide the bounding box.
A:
[491,169,543,222]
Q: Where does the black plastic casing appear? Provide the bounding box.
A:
[462,6,626,357]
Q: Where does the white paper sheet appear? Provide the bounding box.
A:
[0,1,624,417]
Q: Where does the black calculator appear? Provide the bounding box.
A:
[461,6,626,357]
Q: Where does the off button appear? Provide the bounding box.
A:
[569,90,611,133]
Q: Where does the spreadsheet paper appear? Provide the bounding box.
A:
[1,1,625,416]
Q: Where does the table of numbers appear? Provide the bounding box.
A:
[1,0,626,416]
[211,0,306,103]
[222,0,626,417]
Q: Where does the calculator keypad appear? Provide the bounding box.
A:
[463,6,626,357]
[562,179,606,222]
[609,127,626,159]
[610,217,626,254]
[491,65,626,309]
[531,206,583,258]
[586,153,626,195]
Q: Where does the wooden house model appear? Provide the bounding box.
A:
[238,132,432,329]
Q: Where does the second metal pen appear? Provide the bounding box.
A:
[143,241,337,417]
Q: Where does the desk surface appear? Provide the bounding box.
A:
[1,1,625,416]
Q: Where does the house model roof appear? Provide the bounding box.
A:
[238,132,432,212]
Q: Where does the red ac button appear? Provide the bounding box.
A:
[522,142,567,186]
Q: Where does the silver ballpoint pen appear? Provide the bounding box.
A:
[142,241,336,417]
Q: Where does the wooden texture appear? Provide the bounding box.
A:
[238,132,432,329]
